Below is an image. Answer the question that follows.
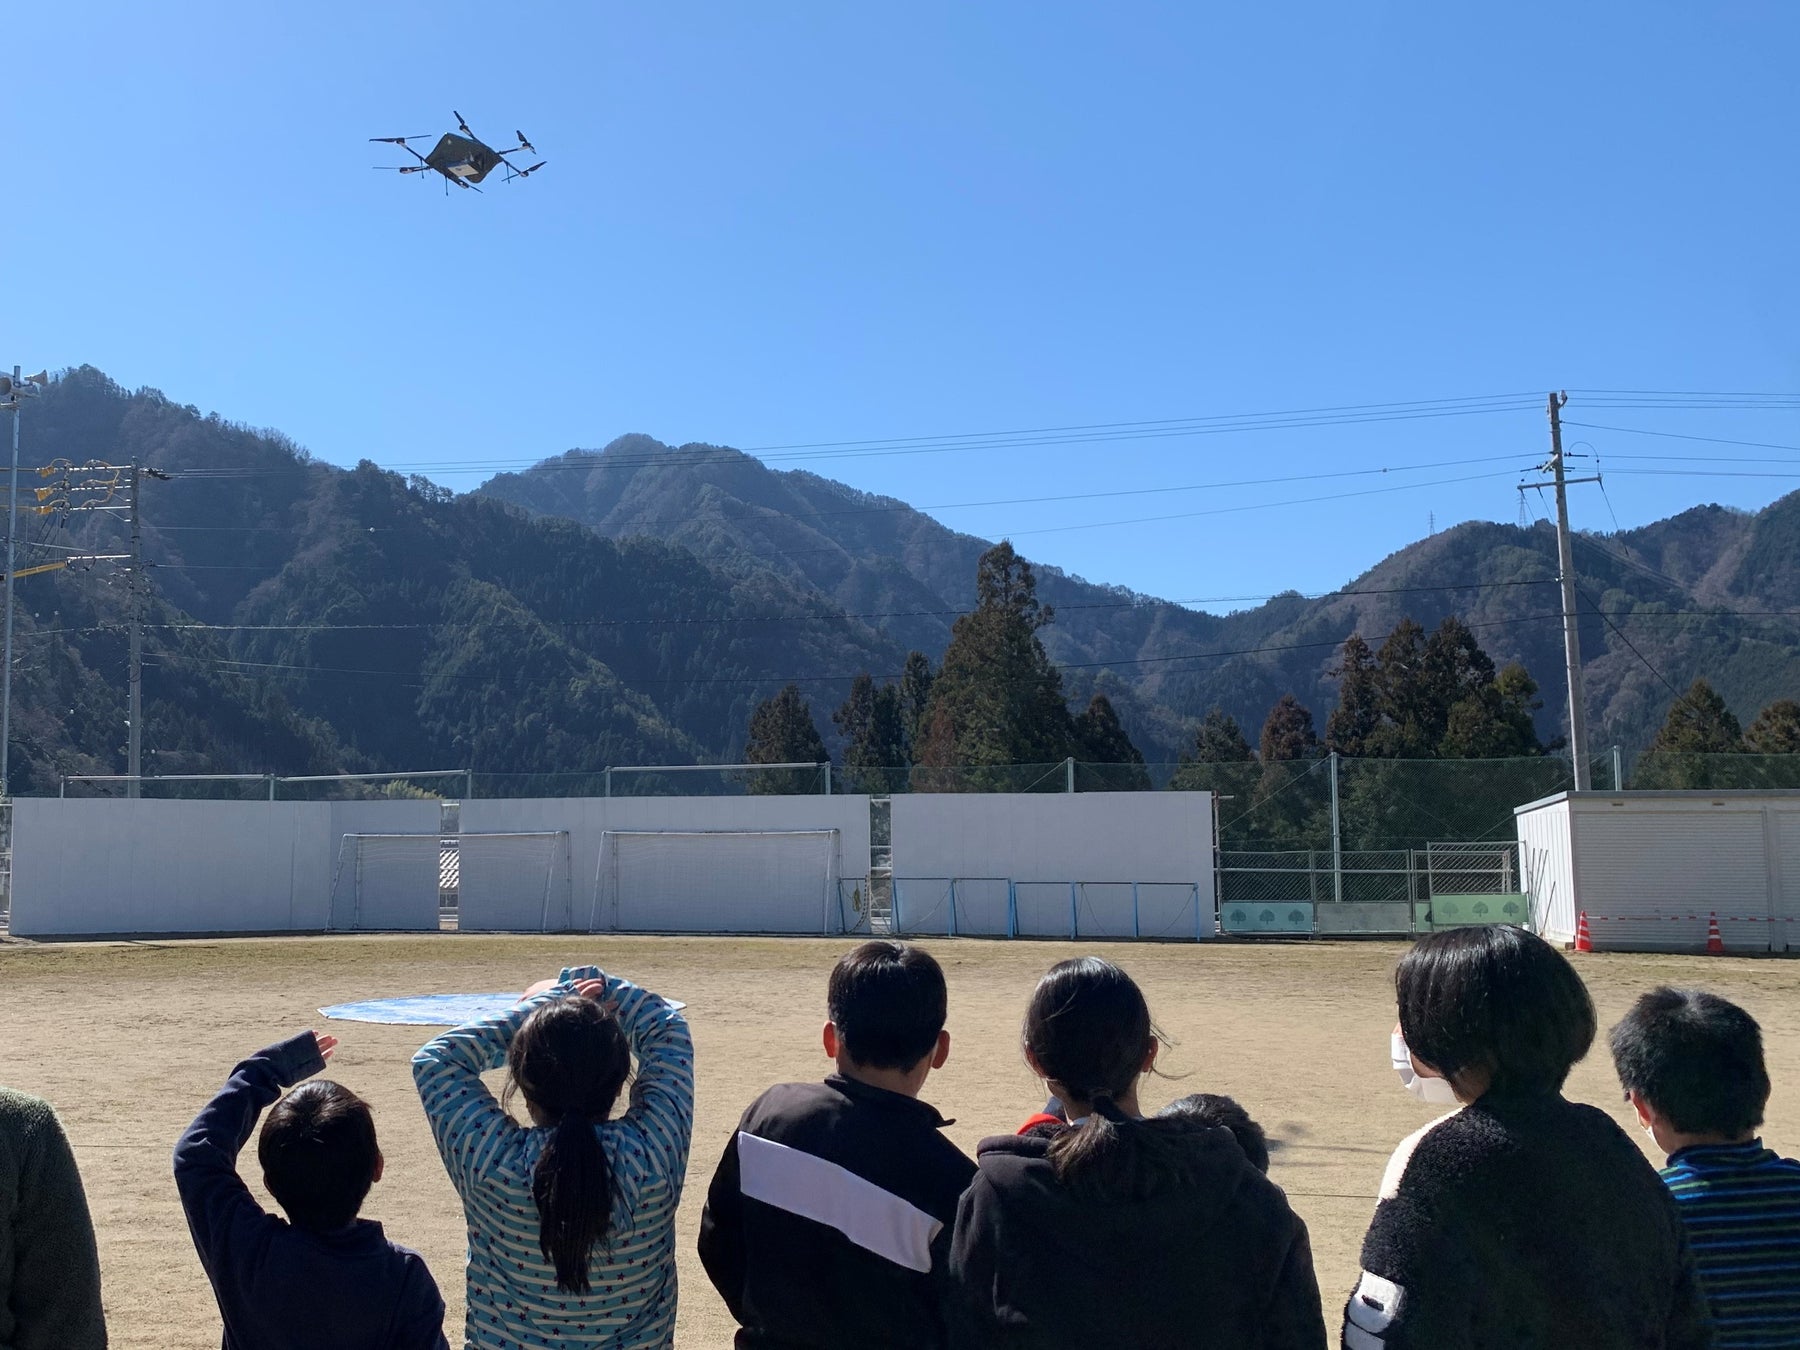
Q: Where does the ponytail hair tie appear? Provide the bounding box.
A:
[1089,1093,1130,1124]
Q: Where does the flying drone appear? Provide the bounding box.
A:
[372,111,545,192]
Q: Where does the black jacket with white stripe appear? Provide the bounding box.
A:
[1345,1092,1714,1350]
[948,1123,1328,1349]
[698,1075,977,1349]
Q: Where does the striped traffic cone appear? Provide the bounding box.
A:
[1706,912,1725,956]
[1575,911,1593,953]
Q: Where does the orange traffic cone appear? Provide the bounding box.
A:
[1706,912,1725,956]
[1575,911,1593,953]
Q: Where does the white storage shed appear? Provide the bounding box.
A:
[1514,790,1800,953]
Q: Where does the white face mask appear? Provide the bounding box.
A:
[1391,1030,1460,1106]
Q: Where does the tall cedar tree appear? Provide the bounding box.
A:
[898,651,935,754]
[743,683,829,794]
[917,542,1074,769]
[1745,699,1800,754]
[1071,693,1151,790]
[1647,679,1743,755]
[1329,617,1545,759]
[1260,694,1319,762]
[833,673,909,792]
[1188,706,1256,763]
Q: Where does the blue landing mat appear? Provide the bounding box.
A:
[320,993,684,1026]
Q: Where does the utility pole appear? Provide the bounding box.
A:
[124,461,170,798]
[1545,392,1598,791]
[0,368,46,799]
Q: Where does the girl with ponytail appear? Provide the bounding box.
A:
[413,966,693,1350]
[947,956,1325,1349]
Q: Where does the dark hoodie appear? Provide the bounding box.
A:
[948,1120,1327,1349]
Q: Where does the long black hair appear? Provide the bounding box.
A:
[1022,957,1202,1200]
[504,996,632,1293]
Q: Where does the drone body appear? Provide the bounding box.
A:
[372,111,545,192]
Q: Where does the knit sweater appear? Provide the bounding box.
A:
[413,968,694,1350]
[1346,1091,1713,1350]
[1661,1140,1800,1348]
[0,1087,107,1350]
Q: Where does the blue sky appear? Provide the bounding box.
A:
[4,1,1796,608]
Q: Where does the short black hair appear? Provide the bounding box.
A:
[258,1081,379,1231]
[1157,1093,1269,1172]
[1609,987,1769,1137]
[1395,925,1595,1097]
[827,940,947,1070]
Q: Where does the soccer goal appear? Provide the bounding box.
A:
[590,829,842,934]
[327,833,442,932]
[457,832,574,932]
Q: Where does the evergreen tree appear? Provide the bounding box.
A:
[1649,678,1743,754]
[898,650,935,756]
[833,673,908,792]
[1368,618,1433,757]
[1259,694,1319,762]
[1072,693,1151,790]
[1325,634,1381,755]
[744,683,828,794]
[1439,662,1547,759]
[1745,699,1800,754]
[919,542,1074,778]
[1188,706,1255,763]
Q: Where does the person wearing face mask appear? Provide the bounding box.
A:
[1344,926,1712,1350]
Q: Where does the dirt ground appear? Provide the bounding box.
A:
[0,933,1795,1348]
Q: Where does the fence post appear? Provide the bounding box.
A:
[1132,881,1141,939]
[465,769,475,802]
[947,879,958,937]
[604,767,612,799]
[266,774,276,802]
[58,775,65,799]
[1329,751,1344,904]
[823,762,832,796]
[1069,881,1079,938]
[1065,757,1075,793]
[1611,744,1623,792]
[1007,881,1017,938]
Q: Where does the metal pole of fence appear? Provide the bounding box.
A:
[604,767,612,799]
[1065,757,1075,793]
[58,776,65,799]
[823,762,832,796]
[1329,751,1344,904]
[1132,881,1141,939]
[1069,881,1078,938]
[267,774,276,802]
[1007,881,1017,938]
[947,879,957,937]
[465,768,474,802]
[1611,744,1623,792]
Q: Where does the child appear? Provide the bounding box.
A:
[1157,1092,1270,1172]
[173,1031,448,1350]
[0,1084,106,1349]
[413,965,693,1350]
[949,956,1325,1349]
[1347,926,1711,1350]
[1610,986,1800,1347]
[698,940,975,1349]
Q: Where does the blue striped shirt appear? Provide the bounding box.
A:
[1663,1140,1800,1349]
[413,968,694,1350]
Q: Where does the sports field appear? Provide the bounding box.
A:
[1,934,1795,1348]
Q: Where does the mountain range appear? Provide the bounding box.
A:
[7,365,1797,795]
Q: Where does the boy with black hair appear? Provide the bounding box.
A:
[174,1031,448,1350]
[699,940,976,1349]
[1158,1092,1271,1172]
[1611,986,1800,1347]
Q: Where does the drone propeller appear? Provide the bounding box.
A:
[454,109,473,136]
[516,160,547,178]
[370,135,430,144]
[516,130,536,153]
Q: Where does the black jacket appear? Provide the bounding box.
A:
[948,1122,1328,1349]
[1345,1092,1713,1350]
[698,1075,977,1349]
[173,1035,448,1350]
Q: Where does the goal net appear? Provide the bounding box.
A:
[457,832,574,932]
[328,834,442,932]
[591,830,841,934]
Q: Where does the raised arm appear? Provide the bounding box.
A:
[11,1098,107,1350]
[173,1032,331,1262]
[412,988,565,1192]
[561,965,695,1184]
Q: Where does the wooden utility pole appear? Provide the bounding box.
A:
[1547,392,1594,790]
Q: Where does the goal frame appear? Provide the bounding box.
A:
[589,828,842,934]
[455,830,575,933]
[327,832,444,933]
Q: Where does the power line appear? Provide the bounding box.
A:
[1561,422,1800,455]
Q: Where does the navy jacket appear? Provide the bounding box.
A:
[173,1034,448,1350]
